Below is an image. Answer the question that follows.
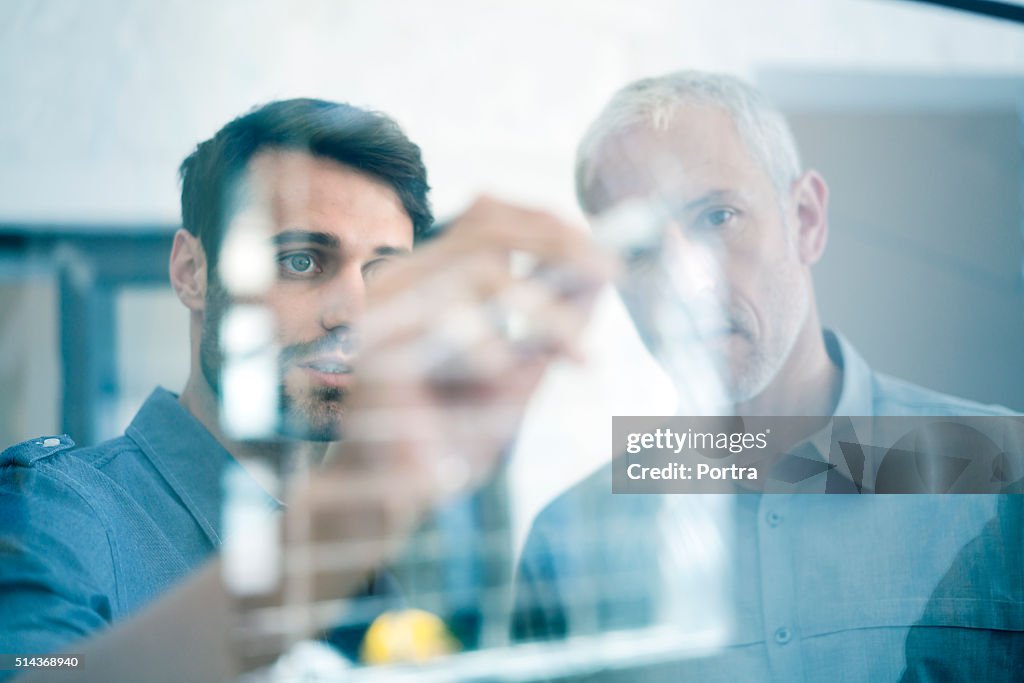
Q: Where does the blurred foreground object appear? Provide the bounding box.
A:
[360,609,461,664]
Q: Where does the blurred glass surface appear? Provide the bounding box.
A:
[0,1,1022,680]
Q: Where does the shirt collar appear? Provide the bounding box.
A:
[125,387,239,547]
[768,329,875,462]
[824,329,875,417]
[795,330,878,488]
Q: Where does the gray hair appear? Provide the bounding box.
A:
[576,71,802,214]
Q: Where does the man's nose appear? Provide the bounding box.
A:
[320,264,367,333]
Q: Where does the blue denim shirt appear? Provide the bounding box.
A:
[514,331,1024,682]
[0,388,255,668]
[0,387,489,672]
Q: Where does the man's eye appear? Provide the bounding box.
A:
[278,251,321,276]
[361,258,393,280]
[700,208,737,229]
[624,247,660,271]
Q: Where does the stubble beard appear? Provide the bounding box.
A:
[722,266,810,406]
[198,279,345,443]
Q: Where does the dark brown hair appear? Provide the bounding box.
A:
[179,98,433,270]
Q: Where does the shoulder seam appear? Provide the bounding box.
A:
[28,460,125,615]
[86,443,138,470]
[873,374,1016,416]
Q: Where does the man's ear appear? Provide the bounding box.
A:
[169,229,208,312]
[791,170,830,265]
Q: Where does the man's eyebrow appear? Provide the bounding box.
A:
[270,230,339,248]
[373,245,411,257]
[683,189,742,211]
[271,232,410,257]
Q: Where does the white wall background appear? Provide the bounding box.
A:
[2,0,1024,224]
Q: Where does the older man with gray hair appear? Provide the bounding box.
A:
[513,71,1022,681]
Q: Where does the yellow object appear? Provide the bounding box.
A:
[360,609,460,665]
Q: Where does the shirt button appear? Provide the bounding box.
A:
[765,510,783,527]
[42,438,61,447]
[774,627,791,645]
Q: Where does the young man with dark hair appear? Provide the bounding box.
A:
[0,98,609,680]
